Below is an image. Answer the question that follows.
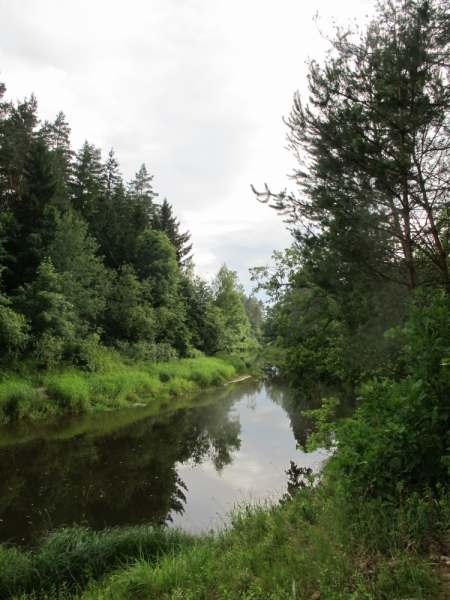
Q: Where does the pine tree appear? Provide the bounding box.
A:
[255,0,450,290]
[127,164,157,232]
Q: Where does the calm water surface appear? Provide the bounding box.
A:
[0,377,326,545]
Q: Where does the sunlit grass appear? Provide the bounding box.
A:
[0,354,251,425]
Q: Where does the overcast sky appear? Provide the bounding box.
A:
[0,0,374,293]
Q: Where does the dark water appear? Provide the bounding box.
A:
[0,377,326,545]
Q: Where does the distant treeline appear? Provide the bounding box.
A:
[0,82,264,370]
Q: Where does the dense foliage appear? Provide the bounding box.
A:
[253,0,450,499]
[0,86,264,372]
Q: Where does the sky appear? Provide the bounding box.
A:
[0,0,374,293]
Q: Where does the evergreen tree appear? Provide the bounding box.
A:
[17,136,57,231]
[127,164,157,232]
[40,111,73,210]
[70,141,104,219]
[86,149,136,268]
[104,148,122,197]
[255,0,450,290]
[0,89,38,212]
[4,138,59,290]
[152,199,192,266]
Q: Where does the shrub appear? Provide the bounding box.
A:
[117,341,179,364]
[331,289,450,498]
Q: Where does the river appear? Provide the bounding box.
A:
[0,376,326,545]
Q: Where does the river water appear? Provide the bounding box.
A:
[0,376,326,545]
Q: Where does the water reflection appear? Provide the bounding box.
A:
[0,377,325,545]
[171,378,326,530]
[0,393,241,545]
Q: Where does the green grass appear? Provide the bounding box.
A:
[0,525,192,599]
[0,381,57,425]
[78,484,446,599]
[0,353,254,426]
[1,478,446,599]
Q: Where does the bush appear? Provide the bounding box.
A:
[331,289,450,498]
[116,341,179,364]
[0,296,29,363]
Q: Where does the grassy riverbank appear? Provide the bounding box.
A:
[0,352,255,425]
[1,476,448,599]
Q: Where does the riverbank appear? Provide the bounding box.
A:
[1,475,447,599]
[0,352,257,425]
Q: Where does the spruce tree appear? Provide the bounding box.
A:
[152,198,193,266]
[40,111,73,211]
[70,141,104,219]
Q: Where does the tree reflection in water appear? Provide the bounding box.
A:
[0,391,242,545]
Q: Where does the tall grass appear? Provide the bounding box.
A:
[0,526,192,599]
[0,381,52,425]
[79,483,440,600]
[1,479,442,599]
[0,355,250,425]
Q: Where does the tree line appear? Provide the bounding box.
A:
[0,86,264,369]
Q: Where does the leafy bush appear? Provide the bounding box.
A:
[117,341,179,363]
[0,295,29,363]
[331,289,450,498]
[75,333,104,372]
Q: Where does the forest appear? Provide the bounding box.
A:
[3,0,450,597]
[0,85,265,366]
[0,81,266,422]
